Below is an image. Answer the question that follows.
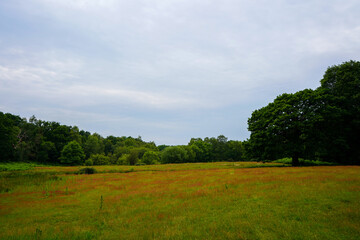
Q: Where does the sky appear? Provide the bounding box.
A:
[0,0,359,145]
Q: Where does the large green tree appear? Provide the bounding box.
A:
[317,60,360,163]
[0,112,22,162]
[60,141,85,165]
[248,89,322,166]
[188,138,211,162]
[83,133,104,158]
[226,140,244,161]
[161,146,187,164]
[247,60,360,165]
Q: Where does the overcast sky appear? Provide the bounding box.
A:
[1,0,359,145]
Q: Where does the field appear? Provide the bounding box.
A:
[1,162,359,239]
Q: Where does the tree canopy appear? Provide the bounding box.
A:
[247,60,360,165]
[247,89,322,165]
[60,141,85,165]
[317,60,360,163]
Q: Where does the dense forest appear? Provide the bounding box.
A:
[0,112,244,165]
[1,61,359,166]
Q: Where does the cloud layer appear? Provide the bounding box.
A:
[1,0,359,144]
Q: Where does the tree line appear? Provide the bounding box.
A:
[1,60,358,166]
[0,113,245,165]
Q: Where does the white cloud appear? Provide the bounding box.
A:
[33,0,118,11]
[60,84,208,109]
[0,65,57,86]
[0,62,210,110]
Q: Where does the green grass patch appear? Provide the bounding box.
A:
[0,162,46,172]
[0,171,62,193]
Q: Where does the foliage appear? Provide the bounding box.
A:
[0,162,44,172]
[142,151,160,165]
[248,89,322,166]
[117,154,130,165]
[1,110,243,166]
[188,138,211,162]
[88,154,110,165]
[157,144,169,151]
[272,158,336,166]
[0,111,164,166]
[60,141,85,165]
[161,146,188,163]
[316,60,360,164]
[84,159,93,166]
[37,141,57,163]
[190,136,244,162]
[83,134,104,159]
[247,60,360,165]
[0,112,20,162]
[127,150,139,165]
[76,167,97,174]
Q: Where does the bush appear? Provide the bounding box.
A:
[0,162,41,172]
[77,167,97,174]
[272,158,335,166]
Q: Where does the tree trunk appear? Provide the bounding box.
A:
[292,154,299,166]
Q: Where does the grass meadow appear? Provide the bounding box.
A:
[0,162,359,239]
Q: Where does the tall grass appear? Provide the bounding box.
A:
[0,162,46,172]
[32,161,287,175]
[0,171,62,193]
[0,164,359,239]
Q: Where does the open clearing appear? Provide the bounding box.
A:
[1,163,359,239]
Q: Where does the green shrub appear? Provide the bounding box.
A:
[77,167,97,174]
[272,158,335,166]
[0,162,40,172]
